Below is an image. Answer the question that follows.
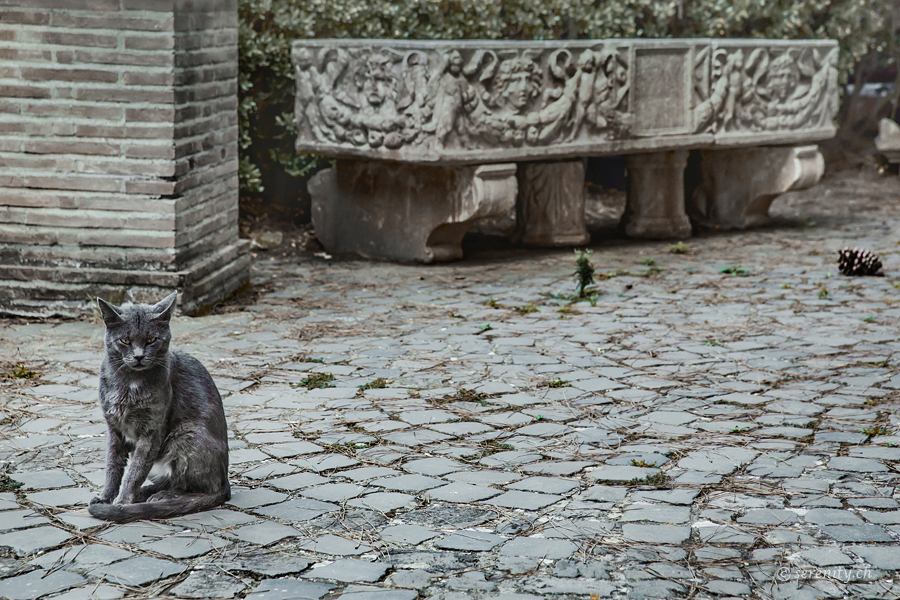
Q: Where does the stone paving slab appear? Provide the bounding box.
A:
[3,171,900,598]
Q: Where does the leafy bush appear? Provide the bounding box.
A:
[238,0,889,202]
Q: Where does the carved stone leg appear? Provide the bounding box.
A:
[688,145,824,229]
[624,151,692,239]
[514,160,590,246]
[308,160,517,263]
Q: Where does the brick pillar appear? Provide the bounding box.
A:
[0,0,249,316]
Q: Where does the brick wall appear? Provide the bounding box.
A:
[0,0,248,316]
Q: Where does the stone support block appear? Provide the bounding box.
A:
[876,119,900,165]
[309,161,517,263]
[624,151,692,239]
[515,161,590,247]
[688,145,825,229]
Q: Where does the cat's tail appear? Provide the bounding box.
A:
[87,485,230,524]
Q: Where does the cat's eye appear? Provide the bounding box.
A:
[147,337,157,344]
[119,339,131,345]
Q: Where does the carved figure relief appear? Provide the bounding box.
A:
[693,45,839,134]
[292,44,633,152]
[293,40,838,155]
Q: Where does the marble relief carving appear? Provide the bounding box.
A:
[292,43,633,153]
[692,44,839,135]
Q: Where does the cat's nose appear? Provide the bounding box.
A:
[134,354,144,364]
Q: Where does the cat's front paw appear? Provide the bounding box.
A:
[89,496,111,506]
[113,493,134,505]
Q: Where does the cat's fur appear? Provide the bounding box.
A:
[88,292,230,523]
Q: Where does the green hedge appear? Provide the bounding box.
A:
[238,0,888,198]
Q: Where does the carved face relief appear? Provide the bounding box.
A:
[360,54,396,107]
[447,51,463,77]
[295,48,313,71]
[494,58,540,113]
[768,55,798,103]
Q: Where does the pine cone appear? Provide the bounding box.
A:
[837,247,883,276]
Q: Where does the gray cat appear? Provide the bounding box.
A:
[88,292,230,523]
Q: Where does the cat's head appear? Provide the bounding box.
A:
[97,292,178,372]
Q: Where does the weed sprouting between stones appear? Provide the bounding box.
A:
[547,379,569,388]
[861,426,892,437]
[668,242,688,254]
[630,459,660,468]
[359,377,389,391]
[0,470,21,494]
[295,373,334,389]
[719,265,751,276]
[574,249,595,298]
[292,354,324,363]
[627,472,670,487]
[513,303,539,314]
[432,388,499,405]
[3,364,35,380]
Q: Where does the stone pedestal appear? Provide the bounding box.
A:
[624,151,692,239]
[876,119,900,165]
[688,145,824,229]
[0,0,248,317]
[309,161,517,263]
[515,161,590,246]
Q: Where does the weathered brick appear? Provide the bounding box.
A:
[75,87,173,103]
[73,50,173,68]
[125,179,176,196]
[68,229,175,249]
[2,0,119,9]
[0,122,55,135]
[23,103,123,120]
[126,107,175,123]
[121,0,176,10]
[0,100,21,114]
[0,85,52,99]
[51,14,174,32]
[22,175,122,193]
[0,155,57,170]
[74,125,136,139]
[25,209,126,229]
[124,35,174,51]
[124,124,176,139]
[125,143,175,159]
[0,192,59,209]
[0,48,52,61]
[42,31,119,47]
[0,10,50,25]
[0,225,58,245]
[77,157,174,178]
[21,68,119,84]
[23,140,120,157]
[124,71,174,86]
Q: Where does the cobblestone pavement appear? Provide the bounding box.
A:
[3,171,900,600]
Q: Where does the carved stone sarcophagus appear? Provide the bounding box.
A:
[293,39,838,261]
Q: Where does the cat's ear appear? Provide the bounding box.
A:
[152,291,178,323]
[97,298,124,326]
